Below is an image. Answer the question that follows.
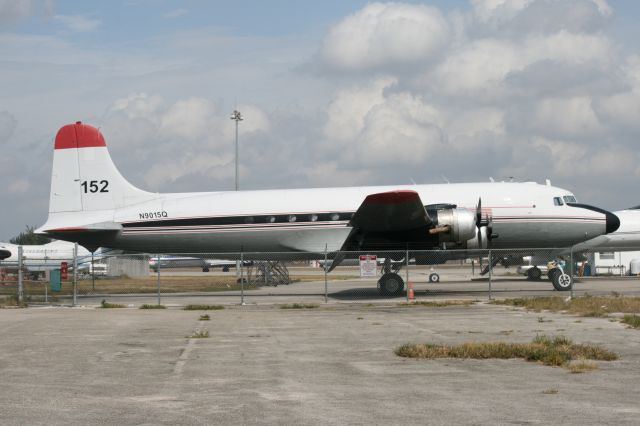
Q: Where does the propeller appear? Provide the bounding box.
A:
[475,198,496,248]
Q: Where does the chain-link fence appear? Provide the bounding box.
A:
[2,246,640,306]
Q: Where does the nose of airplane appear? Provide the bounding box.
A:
[605,211,621,234]
[567,203,620,234]
[0,249,10,260]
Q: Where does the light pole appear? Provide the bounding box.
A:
[230,110,244,282]
[230,109,243,191]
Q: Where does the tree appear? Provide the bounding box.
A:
[9,226,51,245]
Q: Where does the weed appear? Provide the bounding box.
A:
[399,300,474,308]
[0,295,27,308]
[139,304,166,309]
[395,335,617,371]
[184,304,224,311]
[199,314,211,321]
[100,299,126,308]
[568,359,598,373]
[280,303,319,309]
[357,317,364,320]
[622,315,640,329]
[492,296,640,317]
[542,388,559,394]
[189,329,210,338]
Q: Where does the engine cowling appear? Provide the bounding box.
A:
[466,226,488,249]
[427,208,477,244]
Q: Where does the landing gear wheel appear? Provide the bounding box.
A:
[429,273,440,283]
[547,268,559,282]
[202,267,210,272]
[378,272,405,297]
[527,267,542,281]
[222,266,229,272]
[552,272,573,291]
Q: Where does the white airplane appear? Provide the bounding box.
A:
[0,240,93,278]
[36,122,619,295]
[148,255,246,272]
[517,207,640,280]
[571,208,640,252]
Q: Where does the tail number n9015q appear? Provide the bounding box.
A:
[81,180,109,193]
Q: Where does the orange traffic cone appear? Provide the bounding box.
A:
[408,282,415,301]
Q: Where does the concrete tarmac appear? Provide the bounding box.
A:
[0,300,639,425]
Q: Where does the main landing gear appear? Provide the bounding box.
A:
[377,258,405,297]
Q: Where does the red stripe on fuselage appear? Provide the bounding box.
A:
[54,122,106,150]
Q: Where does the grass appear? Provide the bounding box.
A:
[622,315,640,329]
[568,359,599,373]
[395,335,617,370]
[183,304,225,311]
[189,329,210,338]
[542,388,559,394]
[139,304,166,309]
[280,303,319,309]
[199,314,210,321]
[399,300,475,307]
[100,299,126,308]
[0,295,27,308]
[492,295,640,317]
[0,274,356,297]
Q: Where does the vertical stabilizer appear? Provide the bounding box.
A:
[49,122,154,214]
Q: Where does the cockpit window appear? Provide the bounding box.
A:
[563,195,577,203]
[553,197,564,206]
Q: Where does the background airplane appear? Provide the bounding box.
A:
[148,255,249,272]
[36,122,619,294]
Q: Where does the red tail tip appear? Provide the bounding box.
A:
[54,122,106,150]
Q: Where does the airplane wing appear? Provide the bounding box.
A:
[349,190,432,232]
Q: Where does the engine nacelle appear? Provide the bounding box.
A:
[428,208,477,244]
[466,226,489,249]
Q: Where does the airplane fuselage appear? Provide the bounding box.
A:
[44,181,609,254]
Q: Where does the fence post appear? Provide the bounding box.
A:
[72,243,78,306]
[240,252,245,306]
[17,245,23,304]
[156,253,161,306]
[405,248,410,303]
[570,247,574,298]
[91,251,95,292]
[488,249,492,300]
[324,245,328,304]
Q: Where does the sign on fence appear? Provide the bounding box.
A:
[359,255,377,278]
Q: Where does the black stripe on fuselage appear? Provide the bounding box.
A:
[122,212,356,228]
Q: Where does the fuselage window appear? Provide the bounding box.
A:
[310,214,318,222]
[563,195,577,204]
[267,216,276,223]
[244,216,254,224]
[288,215,297,222]
[553,197,564,206]
[331,213,340,221]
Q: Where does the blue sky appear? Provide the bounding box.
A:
[1,0,640,240]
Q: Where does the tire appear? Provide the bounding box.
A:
[552,271,573,291]
[378,272,405,297]
[547,268,559,282]
[527,267,542,281]
[202,267,210,272]
[428,273,440,283]
[222,266,229,272]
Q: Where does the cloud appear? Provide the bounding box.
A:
[469,0,612,35]
[317,2,449,72]
[0,0,53,27]
[163,8,188,19]
[53,14,102,32]
[0,111,17,144]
